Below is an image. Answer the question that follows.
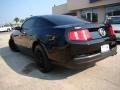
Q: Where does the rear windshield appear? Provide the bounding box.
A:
[107,17,120,24]
[44,15,90,25]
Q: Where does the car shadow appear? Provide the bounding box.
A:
[0,46,95,80]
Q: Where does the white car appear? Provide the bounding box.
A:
[105,16,120,41]
[0,26,12,32]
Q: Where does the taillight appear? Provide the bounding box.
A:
[68,29,91,41]
[109,26,115,36]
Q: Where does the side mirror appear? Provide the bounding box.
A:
[14,27,21,31]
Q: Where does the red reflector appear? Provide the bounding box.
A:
[68,29,91,41]
[109,26,115,36]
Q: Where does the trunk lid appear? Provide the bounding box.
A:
[62,23,116,57]
[65,23,110,40]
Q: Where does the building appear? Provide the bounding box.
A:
[52,0,120,23]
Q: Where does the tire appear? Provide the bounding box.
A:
[33,45,52,73]
[9,39,19,52]
[7,29,10,32]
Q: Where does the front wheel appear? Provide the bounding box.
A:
[9,39,19,52]
[33,45,52,73]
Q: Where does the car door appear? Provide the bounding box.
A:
[33,18,57,50]
[16,18,35,54]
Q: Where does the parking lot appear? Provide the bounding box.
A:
[0,32,120,90]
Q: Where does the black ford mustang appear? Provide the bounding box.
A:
[9,15,117,72]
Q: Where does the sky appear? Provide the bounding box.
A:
[0,0,66,25]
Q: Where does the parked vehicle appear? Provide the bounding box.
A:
[105,16,120,41]
[9,15,117,72]
[0,26,12,32]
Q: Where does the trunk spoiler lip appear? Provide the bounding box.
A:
[54,23,105,29]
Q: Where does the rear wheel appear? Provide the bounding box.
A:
[9,39,19,52]
[33,45,52,73]
[7,29,10,32]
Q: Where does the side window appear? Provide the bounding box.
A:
[34,18,54,28]
[22,18,35,30]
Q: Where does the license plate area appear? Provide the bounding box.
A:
[101,44,110,53]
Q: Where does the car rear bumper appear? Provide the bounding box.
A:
[64,46,117,69]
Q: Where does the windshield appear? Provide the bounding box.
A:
[107,17,120,24]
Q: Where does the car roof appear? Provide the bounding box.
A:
[28,15,89,26]
[30,15,71,19]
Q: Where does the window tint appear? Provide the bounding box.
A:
[44,15,89,25]
[22,18,35,30]
[33,18,54,27]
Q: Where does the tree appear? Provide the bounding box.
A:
[20,19,25,24]
[14,17,20,25]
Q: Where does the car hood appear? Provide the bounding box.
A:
[111,24,120,31]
